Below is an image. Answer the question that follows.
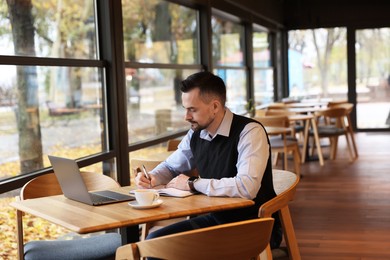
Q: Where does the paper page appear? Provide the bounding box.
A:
[129,186,195,198]
[157,187,195,198]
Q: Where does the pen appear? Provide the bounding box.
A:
[142,165,151,187]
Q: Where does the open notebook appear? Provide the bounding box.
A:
[130,186,195,198]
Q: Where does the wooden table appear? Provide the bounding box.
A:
[10,187,254,243]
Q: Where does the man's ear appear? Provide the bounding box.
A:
[212,99,220,111]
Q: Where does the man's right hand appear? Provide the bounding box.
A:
[134,168,154,188]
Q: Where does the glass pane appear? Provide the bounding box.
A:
[253,32,271,67]
[122,0,199,64]
[253,31,273,106]
[0,0,97,59]
[288,28,347,101]
[213,68,247,113]
[212,16,245,66]
[356,28,390,129]
[254,68,274,106]
[0,65,105,181]
[126,68,197,144]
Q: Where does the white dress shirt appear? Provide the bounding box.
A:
[150,108,270,200]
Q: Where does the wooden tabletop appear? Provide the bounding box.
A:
[10,187,254,234]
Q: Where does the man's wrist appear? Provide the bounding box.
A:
[187,176,199,192]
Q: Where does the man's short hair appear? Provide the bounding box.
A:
[181,71,226,106]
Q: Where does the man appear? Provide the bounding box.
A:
[135,71,281,247]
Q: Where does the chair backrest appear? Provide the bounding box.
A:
[255,115,290,128]
[21,172,120,200]
[166,139,181,151]
[17,172,120,260]
[327,100,348,107]
[259,169,299,218]
[130,159,161,177]
[315,107,349,128]
[267,102,286,109]
[115,218,274,260]
[265,109,297,116]
[255,109,267,117]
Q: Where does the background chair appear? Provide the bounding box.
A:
[256,115,301,177]
[16,172,122,260]
[130,158,189,241]
[166,138,181,151]
[327,102,358,158]
[115,218,274,260]
[259,169,300,260]
[265,109,304,140]
[310,106,355,161]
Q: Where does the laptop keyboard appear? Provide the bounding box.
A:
[89,192,116,203]
[91,190,135,201]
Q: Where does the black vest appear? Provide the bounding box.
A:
[190,114,276,223]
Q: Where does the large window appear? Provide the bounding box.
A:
[0,1,105,181]
[288,28,347,101]
[122,0,201,145]
[356,28,390,129]
[211,13,247,113]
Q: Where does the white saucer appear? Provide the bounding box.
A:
[128,199,163,209]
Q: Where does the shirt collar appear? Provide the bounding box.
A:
[200,108,233,140]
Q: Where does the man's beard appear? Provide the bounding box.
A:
[188,116,214,132]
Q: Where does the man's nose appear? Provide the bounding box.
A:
[184,112,191,120]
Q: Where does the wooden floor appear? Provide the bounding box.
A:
[284,132,390,259]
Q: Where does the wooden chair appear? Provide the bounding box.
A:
[255,115,301,177]
[130,158,189,241]
[259,169,300,260]
[327,102,358,158]
[265,109,304,139]
[16,172,122,260]
[166,138,181,151]
[310,106,355,161]
[267,102,286,110]
[115,218,275,260]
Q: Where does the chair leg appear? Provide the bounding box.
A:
[330,137,338,160]
[272,152,279,167]
[279,206,301,260]
[344,133,355,161]
[260,245,273,260]
[16,209,24,260]
[346,117,358,158]
[140,223,152,240]
[349,129,358,158]
[293,146,301,177]
[345,115,358,158]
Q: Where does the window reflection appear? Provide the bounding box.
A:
[126,68,197,144]
[254,69,274,105]
[288,28,347,101]
[0,0,97,59]
[212,16,245,67]
[356,28,390,129]
[214,69,247,113]
[253,31,274,106]
[0,65,104,180]
[122,0,199,64]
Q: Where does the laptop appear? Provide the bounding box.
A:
[48,155,135,205]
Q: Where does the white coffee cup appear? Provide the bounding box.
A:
[134,189,160,206]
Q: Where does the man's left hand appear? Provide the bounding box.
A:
[166,174,190,191]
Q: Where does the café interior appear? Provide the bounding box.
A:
[1,0,390,259]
